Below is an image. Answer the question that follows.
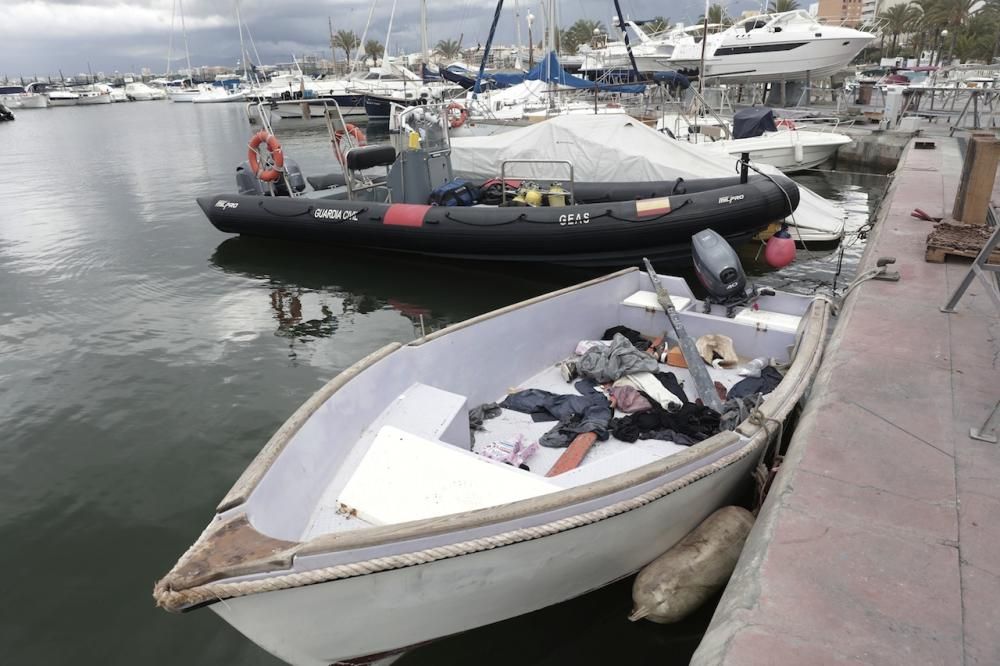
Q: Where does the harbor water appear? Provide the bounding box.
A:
[0,102,887,665]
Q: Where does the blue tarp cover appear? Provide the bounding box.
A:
[524,51,645,93]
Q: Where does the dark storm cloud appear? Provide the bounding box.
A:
[1,0,760,77]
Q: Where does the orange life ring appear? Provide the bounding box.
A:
[247,130,284,182]
[334,124,367,165]
[775,118,797,130]
[447,102,469,129]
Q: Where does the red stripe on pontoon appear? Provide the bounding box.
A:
[384,204,429,227]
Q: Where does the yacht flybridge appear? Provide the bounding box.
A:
[634,11,875,82]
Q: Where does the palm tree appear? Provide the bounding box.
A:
[560,19,606,55]
[981,0,1000,63]
[364,39,384,66]
[698,4,731,26]
[939,0,978,63]
[883,4,918,58]
[642,16,671,34]
[332,30,360,71]
[434,38,463,61]
[768,0,800,12]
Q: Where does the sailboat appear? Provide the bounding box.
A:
[166,0,201,102]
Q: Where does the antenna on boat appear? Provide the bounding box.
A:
[612,0,641,81]
[166,0,177,79]
[179,0,193,84]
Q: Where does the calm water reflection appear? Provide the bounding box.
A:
[0,102,886,665]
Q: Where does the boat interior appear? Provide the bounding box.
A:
[223,269,813,545]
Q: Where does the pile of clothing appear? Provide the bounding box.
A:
[474,326,784,456]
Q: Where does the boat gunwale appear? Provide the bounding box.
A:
[154,293,829,611]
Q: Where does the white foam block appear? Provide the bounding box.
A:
[622,290,691,312]
[732,309,801,334]
[339,425,561,526]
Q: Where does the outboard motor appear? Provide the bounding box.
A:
[691,228,772,317]
[235,158,306,196]
[236,161,265,195]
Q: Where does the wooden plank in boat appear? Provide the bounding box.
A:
[339,426,562,526]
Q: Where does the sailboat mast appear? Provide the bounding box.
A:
[698,0,710,96]
[420,0,429,65]
[179,0,193,82]
[166,0,177,77]
[235,0,248,79]
[514,0,523,70]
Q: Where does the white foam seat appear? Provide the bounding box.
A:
[731,309,801,334]
[339,425,561,525]
[622,290,691,313]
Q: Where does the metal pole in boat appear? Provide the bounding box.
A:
[740,152,750,184]
[612,0,641,80]
[698,0,709,97]
[473,0,505,99]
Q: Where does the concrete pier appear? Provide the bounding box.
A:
[692,137,1000,665]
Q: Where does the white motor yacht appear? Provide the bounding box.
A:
[636,11,875,82]
[26,82,79,106]
[0,85,48,108]
[125,81,161,101]
[75,85,113,105]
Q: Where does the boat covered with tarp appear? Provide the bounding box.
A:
[197,105,799,267]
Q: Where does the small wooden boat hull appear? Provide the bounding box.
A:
[197,174,799,267]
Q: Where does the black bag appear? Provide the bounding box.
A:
[429,179,478,206]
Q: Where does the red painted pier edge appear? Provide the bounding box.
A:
[692,137,1000,666]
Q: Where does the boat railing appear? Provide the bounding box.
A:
[500,160,575,205]
[784,116,851,132]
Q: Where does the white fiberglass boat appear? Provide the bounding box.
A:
[658,108,852,172]
[155,262,829,666]
[636,11,875,82]
[0,85,48,108]
[75,86,113,105]
[26,82,79,106]
[125,82,162,101]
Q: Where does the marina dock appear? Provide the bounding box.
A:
[692,135,1000,664]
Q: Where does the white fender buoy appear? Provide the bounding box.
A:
[793,137,805,163]
[629,506,754,624]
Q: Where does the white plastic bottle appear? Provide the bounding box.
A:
[737,357,771,378]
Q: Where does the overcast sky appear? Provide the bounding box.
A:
[0,0,762,78]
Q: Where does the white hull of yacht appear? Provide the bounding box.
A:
[193,90,247,104]
[212,464,752,665]
[638,37,874,82]
[46,95,79,107]
[168,90,200,103]
[77,93,113,105]
[3,94,48,108]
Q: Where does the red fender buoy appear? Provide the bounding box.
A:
[764,223,796,268]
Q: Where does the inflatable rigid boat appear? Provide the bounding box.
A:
[198,107,800,267]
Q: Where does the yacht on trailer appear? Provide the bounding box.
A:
[634,11,875,82]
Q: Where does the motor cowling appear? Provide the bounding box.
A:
[691,228,747,301]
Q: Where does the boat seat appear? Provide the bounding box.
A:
[547,439,689,488]
[346,144,397,171]
[621,290,692,312]
[339,425,561,525]
[622,290,802,333]
[307,172,347,191]
[363,382,471,448]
